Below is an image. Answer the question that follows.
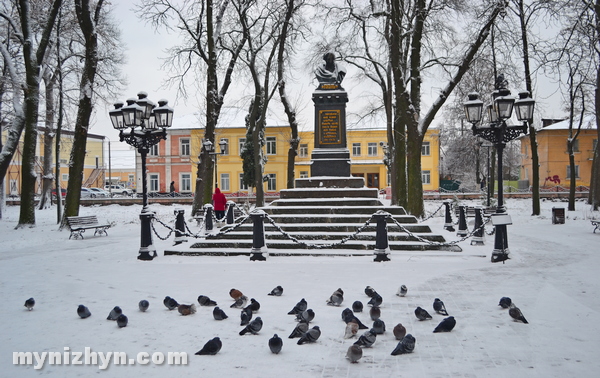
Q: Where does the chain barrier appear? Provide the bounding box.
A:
[151,216,175,241]
[420,202,445,222]
[206,215,252,238]
[263,212,374,249]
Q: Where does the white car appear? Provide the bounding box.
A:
[80,187,94,198]
[104,184,134,196]
[89,187,110,198]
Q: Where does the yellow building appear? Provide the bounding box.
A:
[188,124,440,194]
[520,115,597,188]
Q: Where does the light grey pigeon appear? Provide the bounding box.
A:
[195,337,222,355]
[197,295,217,306]
[268,334,283,354]
[138,300,149,312]
[288,298,307,315]
[297,326,321,345]
[296,309,315,323]
[107,306,122,320]
[396,285,408,297]
[346,345,363,363]
[77,305,91,319]
[326,288,344,306]
[354,329,377,348]
[415,306,432,321]
[24,298,35,310]
[268,285,283,296]
[391,334,416,355]
[239,317,263,335]
[288,321,309,339]
[212,306,228,321]
[116,314,128,328]
[230,295,248,309]
[433,316,456,332]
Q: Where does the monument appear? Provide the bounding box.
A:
[310,53,351,177]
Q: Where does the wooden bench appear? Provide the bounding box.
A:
[592,220,599,233]
[66,216,111,240]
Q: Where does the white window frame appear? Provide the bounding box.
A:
[239,173,249,191]
[220,138,229,155]
[180,138,190,156]
[299,144,308,158]
[266,137,277,155]
[239,138,246,155]
[266,173,276,191]
[367,142,377,157]
[180,173,191,192]
[220,173,230,191]
[300,171,309,178]
[566,165,579,179]
[149,144,159,156]
[149,174,159,192]
[352,143,361,156]
[421,141,430,156]
[62,174,69,181]
[421,170,431,184]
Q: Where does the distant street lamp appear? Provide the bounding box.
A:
[464,76,534,263]
[109,92,174,261]
[480,141,494,207]
[204,138,228,188]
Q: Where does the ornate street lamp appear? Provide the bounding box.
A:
[109,92,174,261]
[204,138,228,188]
[464,77,534,263]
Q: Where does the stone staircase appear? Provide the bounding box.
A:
[164,189,457,257]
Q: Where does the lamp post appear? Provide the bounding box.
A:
[109,92,174,261]
[463,76,534,263]
[204,138,228,188]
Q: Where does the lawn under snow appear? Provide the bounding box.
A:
[1,198,599,378]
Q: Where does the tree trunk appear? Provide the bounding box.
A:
[590,0,600,210]
[568,152,576,211]
[38,74,56,210]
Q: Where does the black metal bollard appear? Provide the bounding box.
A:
[173,208,187,245]
[470,207,485,245]
[443,201,455,232]
[249,210,268,261]
[456,205,468,237]
[204,204,214,231]
[226,200,235,225]
[373,211,391,262]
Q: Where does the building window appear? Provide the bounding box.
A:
[239,138,246,155]
[239,173,249,191]
[9,179,18,195]
[367,142,378,156]
[300,171,308,178]
[266,137,277,155]
[62,174,69,181]
[568,139,579,152]
[422,141,430,156]
[128,174,134,183]
[299,144,308,158]
[566,165,579,179]
[149,144,159,156]
[352,143,361,156]
[422,170,431,184]
[149,174,159,191]
[180,138,190,156]
[220,173,230,191]
[266,173,276,191]
[181,173,191,192]
[220,138,229,155]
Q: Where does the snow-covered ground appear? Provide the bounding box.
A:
[1,198,599,377]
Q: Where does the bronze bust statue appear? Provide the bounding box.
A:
[315,52,346,88]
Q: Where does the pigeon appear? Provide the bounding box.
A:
[24,298,35,310]
[297,326,321,345]
[364,286,377,298]
[249,298,260,313]
[268,334,283,354]
[178,304,197,316]
[433,316,456,333]
[354,329,377,348]
[509,304,528,323]
[77,305,91,319]
[288,321,309,338]
[288,298,308,315]
[498,297,512,309]
[372,319,386,334]
[369,306,381,321]
[343,311,369,329]
[268,285,283,296]
[240,306,253,326]
[346,345,363,363]
[352,301,363,313]
[163,296,179,310]
[197,295,217,306]
[296,309,315,323]
[326,289,344,306]
[230,295,248,309]
[433,298,449,315]
[397,285,408,297]
[212,306,228,321]
[195,337,222,355]
[116,314,128,328]
[344,321,359,339]
[393,323,407,340]
[415,306,432,321]
[342,307,354,320]
[138,300,149,312]
[229,288,244,300]
[368,293,383,307]
[107,306,122,320]
[239,317,263,335]
[391,334,416,355]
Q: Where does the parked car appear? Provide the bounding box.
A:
[104,184,134,196]
[80,187,95,198]
[89,187,110,198]
[51,188,67,199]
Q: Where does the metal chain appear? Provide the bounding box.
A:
[388,216,491,246]
[151,218,174,240]
[206,214,252,238]
[420,202,445,222]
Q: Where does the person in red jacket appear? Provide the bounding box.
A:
[212,187,227,220]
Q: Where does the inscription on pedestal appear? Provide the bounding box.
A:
[319,110,341,145]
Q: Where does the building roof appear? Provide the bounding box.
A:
[540,114,597,131]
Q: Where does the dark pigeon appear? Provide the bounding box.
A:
[415,306,432,321]
[364,286,377,298]
[354,329,377,348]
[195,337,222,355]
[239,317,263,335]
[288,298,308,315]
[393,323,407,340]
[249,298,260,313]
[268,334,283,354]
[509,304,528,324]
[499,297,512,309]
[197,295,217,306]
[342,307,354,320]
[433,298,449,315]
[343,311,369,330]
[346,345,363,363]
[24,298,35,311]
[297,326,321,345]
[212,306,228,321]
[116,314,128,328]
[296,309,315,323]
[368,293,383,307]
[163,296,179,310]
[369,306,381,321]
[372,319,386,334]
[107,306,122,320]
[397,285,408,297]
[138,300,149,312]
[240,306,253,326]
[433,316,456,333]
[352,301,363,313]
[391,334,416,355]
[77,305,91,319]
[288,321,309,339]
[268,285,284,296]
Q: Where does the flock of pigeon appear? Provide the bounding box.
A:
[22,286,528,363]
